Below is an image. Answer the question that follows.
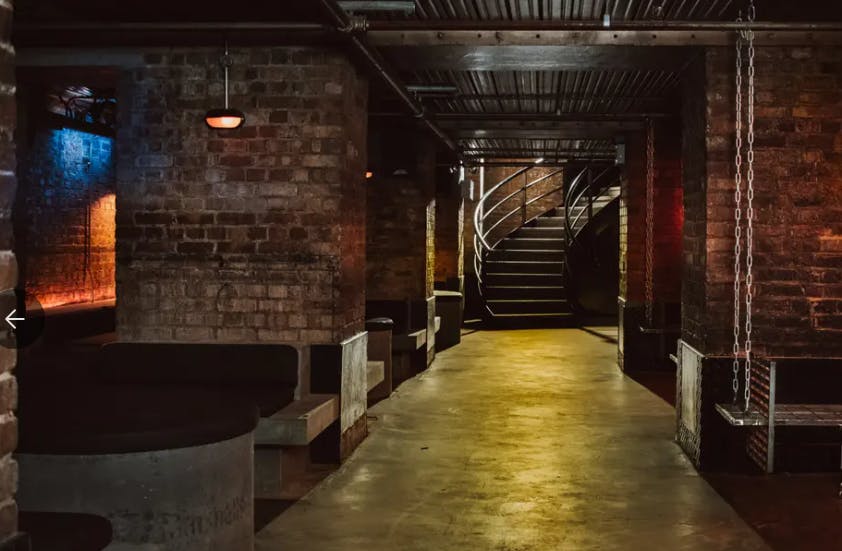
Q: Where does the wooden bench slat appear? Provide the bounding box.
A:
[254,394,339,446]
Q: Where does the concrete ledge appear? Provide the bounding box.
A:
[393,329,426,352]
[366,361,385,393]
[254,394,339,446]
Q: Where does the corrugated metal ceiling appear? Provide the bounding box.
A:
[374,0,735,21]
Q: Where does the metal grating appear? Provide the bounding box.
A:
[746,358,773,473]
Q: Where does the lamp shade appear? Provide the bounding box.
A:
[205,108,245,129]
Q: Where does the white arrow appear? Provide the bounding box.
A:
[5,309,23,330]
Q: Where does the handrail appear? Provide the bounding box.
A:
[480,170,564,243]
[563,166,616,247]
[472,164,566,312]
[472,166,532,252]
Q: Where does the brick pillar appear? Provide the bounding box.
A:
[115,47,369,454]
[680,47,842,468]
[366,133,436,364]
[0,1,17,543]
[619,121,683,371]
[434,168,464,294]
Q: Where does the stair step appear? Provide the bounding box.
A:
[488,312,574,319]
[486,249,565,262]
[484,285,565,300]
[484,260,564,274]
[500,237,566,250]
[487,299,570,315]
[534,216,567,227]
[484,273,565,286]
[513,227,566,239]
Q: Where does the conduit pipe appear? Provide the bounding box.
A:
[316,0,460,155]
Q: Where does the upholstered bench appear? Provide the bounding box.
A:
[19,511,112,551]
[16,383,259,551]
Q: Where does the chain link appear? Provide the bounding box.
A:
[645,119,655,326]
[732,17,744,404]
[743,0,756,411]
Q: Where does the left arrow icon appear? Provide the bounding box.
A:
[5,309,24,330]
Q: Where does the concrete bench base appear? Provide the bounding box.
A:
[17,433,254,551]
[367,361,385,392]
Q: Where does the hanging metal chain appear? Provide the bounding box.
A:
[644,118,655,327]
[743,0,757,411]
[731,16,744,405]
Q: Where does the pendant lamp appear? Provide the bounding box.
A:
[205,45,245,129]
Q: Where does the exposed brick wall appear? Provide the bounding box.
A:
[620,121,683,305]
[688,47,842,358]
[434,174,463,286]
[681,56,709,351]
[479,164,564,248]
[116,48,367,345]
[16,119,115,309]
[366,137,435,301]
[0,0,17,542]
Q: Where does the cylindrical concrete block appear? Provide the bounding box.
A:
[17,432,254,551]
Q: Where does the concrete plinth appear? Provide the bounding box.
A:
[17,433,254,551]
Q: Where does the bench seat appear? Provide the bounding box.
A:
[393,329,426,352]
[254,394,339,446]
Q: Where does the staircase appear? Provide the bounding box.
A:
[474,165,620,322]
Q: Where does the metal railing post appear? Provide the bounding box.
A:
[521,171,528,225]
[586,166,594,224]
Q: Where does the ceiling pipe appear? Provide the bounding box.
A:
[316,0,460,155]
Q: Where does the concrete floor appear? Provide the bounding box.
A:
[257,327,769,550]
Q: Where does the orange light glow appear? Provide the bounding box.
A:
[365,171,374,179]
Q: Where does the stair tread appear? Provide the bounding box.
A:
[486,260,565,264]
[491,314,571,318]
[485,285,565,289]
[487,299,568,303]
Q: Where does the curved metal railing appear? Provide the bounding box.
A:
[563,165,619,248]
[472,164,565,302]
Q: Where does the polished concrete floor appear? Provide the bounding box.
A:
[257,327,769,550]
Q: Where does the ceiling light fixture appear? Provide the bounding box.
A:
[535,157,545,164]
[205,44,245,130]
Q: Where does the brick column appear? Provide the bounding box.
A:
[680,47,842,468]
[619,121,683,371]
[115,47,369,454]
[366,133,436,364]
[0,1,17,543]
[434,168,464,294]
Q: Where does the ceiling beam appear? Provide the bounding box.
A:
[379,45,691,71]
[452,128,622,140]
[438,119,645,134]
[368,27,842,48]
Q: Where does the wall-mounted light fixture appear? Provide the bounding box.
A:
[205,44,245,130]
